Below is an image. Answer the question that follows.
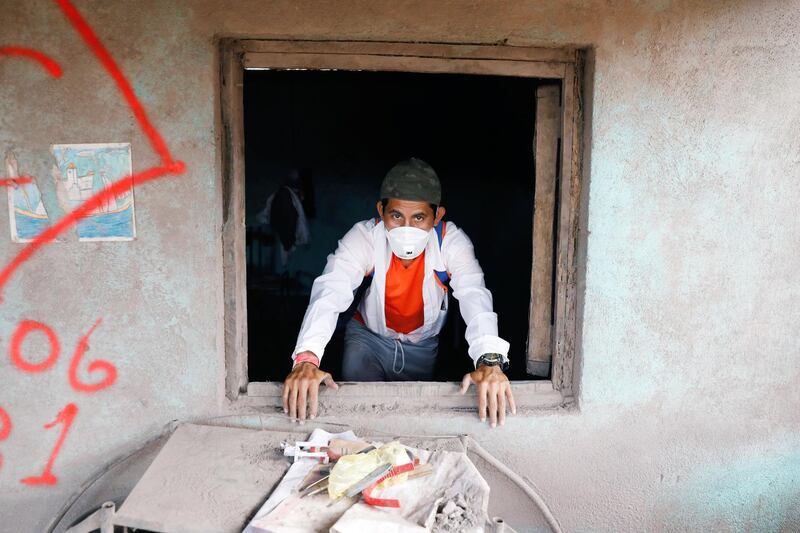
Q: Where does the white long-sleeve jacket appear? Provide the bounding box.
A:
[293,219,510,367]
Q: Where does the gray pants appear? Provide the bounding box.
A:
[342,319,438,381]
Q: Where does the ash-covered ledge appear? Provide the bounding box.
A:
[240,381,569,413]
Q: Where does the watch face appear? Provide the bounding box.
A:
[479,354,502,366]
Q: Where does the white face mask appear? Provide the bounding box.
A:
[386,226,430,259]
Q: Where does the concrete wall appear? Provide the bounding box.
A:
[1,0,799,531]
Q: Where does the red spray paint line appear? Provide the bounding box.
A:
[0,163,184,300]
[0,406,10,473]
[10,319,61,374]
[53,0,174,166]
[0,51,55,193]
[0,47,62,77]
[9,317,118,391]
[20,403,78,486]
[0,408,10,441]
[0,50,55,194]
[68,318,117,393]
[0,0,186,300]
[0,177,35,187]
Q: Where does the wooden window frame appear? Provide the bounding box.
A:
[219,39,584,411]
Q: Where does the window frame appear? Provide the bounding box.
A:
[219,38,585,410]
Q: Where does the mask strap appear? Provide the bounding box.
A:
[392,339,406,374]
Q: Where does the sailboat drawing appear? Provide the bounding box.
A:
[52,143,136,241]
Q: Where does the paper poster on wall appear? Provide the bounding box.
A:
[5,151,52,243]
[51,143,136,241]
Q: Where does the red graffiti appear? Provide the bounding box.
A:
[0,164,183,302]
[9,318,116,394]
[53,0,174,164]
[10,320,60,374]
[0,406,11,473]
[68,319,116,393]
[4,318,114,484]
[0,0,186,301]
[0,46,63,78]
[0,407,10,441]
[20,403,77,486]
[1,0,183,487]
[0,177,35,187]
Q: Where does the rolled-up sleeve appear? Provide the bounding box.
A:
[293,222,373,361]
[443,224,510,367]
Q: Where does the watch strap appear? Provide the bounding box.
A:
[477,353,509,371]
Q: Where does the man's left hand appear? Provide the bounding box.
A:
[460,365,516,428]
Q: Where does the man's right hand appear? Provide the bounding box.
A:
[282,355,339,423]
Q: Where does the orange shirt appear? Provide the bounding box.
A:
[384,252,426,334]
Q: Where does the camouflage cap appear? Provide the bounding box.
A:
[380,158,441,205]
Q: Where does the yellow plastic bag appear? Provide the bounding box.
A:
[328,441,411,499]
[373,441,412,489]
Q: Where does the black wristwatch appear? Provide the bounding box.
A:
[476,353,509,372]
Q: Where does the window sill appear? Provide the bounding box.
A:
[239,380,570,414]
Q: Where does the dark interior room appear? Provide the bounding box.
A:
[243,68,551,382]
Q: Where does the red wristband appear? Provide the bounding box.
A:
[293,353,320,368]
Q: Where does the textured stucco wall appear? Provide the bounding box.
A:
[1,1,799,531]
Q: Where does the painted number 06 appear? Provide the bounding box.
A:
[10,318,117,392]
[0,319,117,485]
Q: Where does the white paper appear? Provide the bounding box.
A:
[244,434,490,533]
[242,429,359,533]
[332,449,488,533]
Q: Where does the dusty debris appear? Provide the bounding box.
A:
[246,429,490,533]
[433,492,480,532]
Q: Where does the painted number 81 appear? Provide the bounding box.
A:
[0,318,116,485]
